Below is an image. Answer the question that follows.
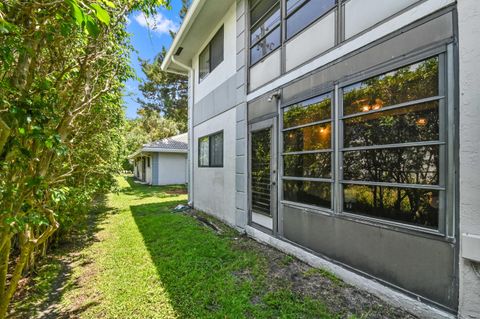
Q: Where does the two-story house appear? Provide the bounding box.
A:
[161,0,480,317]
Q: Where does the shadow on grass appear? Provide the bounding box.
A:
[121,176,187,199]
[130,201,335,318]
[10,194,113,319]
[130,201,263,318]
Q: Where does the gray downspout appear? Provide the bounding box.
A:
[172,56,195,207]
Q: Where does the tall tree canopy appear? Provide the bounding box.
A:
[137,0,190,132]
[137,48,188,131]
[0,1,169,317]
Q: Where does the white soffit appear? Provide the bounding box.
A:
[162,0,235,73]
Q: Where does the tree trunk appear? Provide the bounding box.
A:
[0,240,33,319]
[0,236,11,304]
[0,118,10,155]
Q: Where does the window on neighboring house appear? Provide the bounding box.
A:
[198,131,224,167]
[199,26,224,81]
[147,157,150,168]
[282,93,333,208]
[281,55,447,231]
[249,0,281,65]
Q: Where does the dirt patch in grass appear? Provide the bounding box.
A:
[165,188,188,195]
[190,210,416,319]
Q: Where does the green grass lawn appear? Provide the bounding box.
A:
[12,176,411,319]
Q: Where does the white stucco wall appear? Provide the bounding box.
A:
[193,2,237,103]
[458,1,480,318]
[193,108,236,226]
[157,153,187,185]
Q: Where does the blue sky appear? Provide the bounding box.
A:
[124,1,183,119]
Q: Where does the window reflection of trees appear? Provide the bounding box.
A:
[251,128,272,216]
[342,57,442,228]
[282,94,332,208]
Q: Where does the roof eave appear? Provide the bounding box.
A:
[128,148,188,158]
[161,0,206,73]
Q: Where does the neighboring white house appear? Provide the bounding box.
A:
[130,133,188,186]
[161,0,480,318]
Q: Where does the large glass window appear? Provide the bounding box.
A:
[341,56,442,229]
[198,131,224,167]
[199,26,224,81]
[282,93,333,209]
[280,55,448,232]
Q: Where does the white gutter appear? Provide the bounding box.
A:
[161,0,206,72]
[128,148,188,159]
[171,56,195,208]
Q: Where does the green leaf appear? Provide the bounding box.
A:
[66,0,85,26]
[85,15,100,36]
[18,127,25,135]
[102,0,116,8]
[91,3,110,25]
[45,139,53,149]
[0,19,14,34]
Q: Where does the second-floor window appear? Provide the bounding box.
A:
[250,0,281,65]
[199,26,224,81]
[249,0,337,66]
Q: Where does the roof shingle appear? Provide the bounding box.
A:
[143,133,188,151]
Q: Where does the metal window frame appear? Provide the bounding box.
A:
[284,0,337,41]
[248,117,278,233]
[336,51,450,235]
[197,130,224,168]
[198,25,225,83]
[249,0,282,67]
[250,3,282,47]
[274,45,455,238]
[280,88,335,212]
[249,26,282,67]
[248,0,338,69]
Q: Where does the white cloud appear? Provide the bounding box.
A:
[134,12,179,35]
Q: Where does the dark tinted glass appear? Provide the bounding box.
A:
[250,0,279,26]
[199,136,209,166]
[284,153,331,178]
[199,46,209,80]
[343,184,439,228]
[210,27,224,71]
[343,101,439,148]
[284,123,331,152]
[286,0,336,39]
[343,145,439,185]
[250,26,281,65]
[251,128,272,216]
[210,132,223,167]
[283,180,331,208]
[283,94,331,128]
[286,0,307,14]
[343,57,439,116]
[251,5,281,45]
